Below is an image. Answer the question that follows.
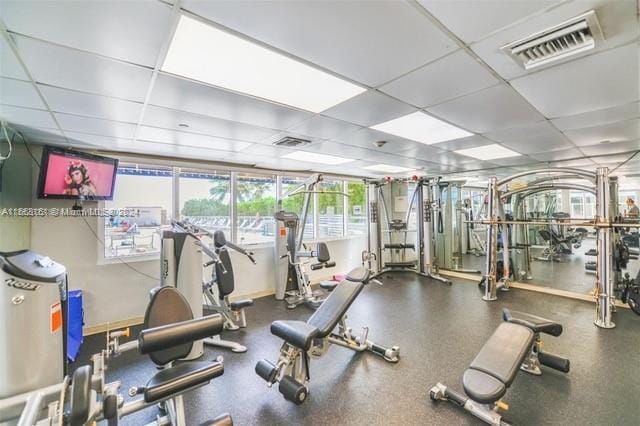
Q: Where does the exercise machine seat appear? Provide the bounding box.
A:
[463,322,534,404]
[308,279,364,336]
[319,280,339,291]
[462,369,506,405]
[503,308,563,336]
[271,321,319,351]
[144,361,224,403]
[229,299,254,310]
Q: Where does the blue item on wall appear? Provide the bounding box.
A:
[67,290,84,362]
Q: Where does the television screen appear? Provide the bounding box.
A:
[37,146,119,200]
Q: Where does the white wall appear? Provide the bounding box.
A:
[6,146,367,329]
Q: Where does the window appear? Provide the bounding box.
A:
[347,181,367,235]
[570,191,584,218]
[180,169,230,235]
[318,179,344,238]
[236,173,276,245]
[103,164,173,259]
[281,177,314,240]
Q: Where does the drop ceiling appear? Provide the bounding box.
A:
[0,0,638,186]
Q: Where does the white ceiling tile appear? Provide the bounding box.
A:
[39,85,143,123]
[289,115,362,141]
[418,0,562,44]
[11,125,65,144]
[511,44,639,118]
[138,126,252,152]
[528,147,584,162]
[322,90,415,127]
[427,84,544,133]
[551,102,640,131]
[64,131,131,149]
[332,127,424,154]
[564,119,640,146]
[0,77,44,109]
[0,36,27,80]
[142,105,279,143]
[297,141,381,161]
[2,0,173,67]
[470,0,640,80]
[580,140,640,156]
[379,50,499,108]
[0,104,56,128]
[183,0,457,87]
[484,121,573,154]
[237,142,296,158]
[55,114,137,139]
[14,36,153,102]
[590,153,637,164]
[150,74,312,130]
[485,155,539,167]
[550,158,597,167]
[430,134,495,151]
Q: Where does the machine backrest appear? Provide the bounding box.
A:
[316,242,331,263]
[215,248,235,297]
[143,286,194,366]
[213,230,227,249]
[538,229,552,242]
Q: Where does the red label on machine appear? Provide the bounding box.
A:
[279,228,287,237]
[50,302,62,334]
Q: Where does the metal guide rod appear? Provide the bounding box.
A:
[465,220,636,227]
[595,167,615,329]
[497,167,596,186]
[483,177,498,301]
[501,183,596,198]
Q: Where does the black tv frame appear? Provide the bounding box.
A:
[36,145,119,201]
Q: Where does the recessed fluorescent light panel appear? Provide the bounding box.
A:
[282,151,354,165]
[455,144,521,160]
[162,15,365,113]
[363,164,414,173]
[370,111,472,145]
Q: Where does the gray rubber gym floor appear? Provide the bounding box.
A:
[73,273,640,425]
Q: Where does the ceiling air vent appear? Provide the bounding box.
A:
[501,10,603,70]
[272,136,312,147]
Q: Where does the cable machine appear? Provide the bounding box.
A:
[366,176,450,285]
[481,167,617,329]
[274,173,346,309]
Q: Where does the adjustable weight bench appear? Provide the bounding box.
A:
[255,267,400,404]
[430,308,570,425]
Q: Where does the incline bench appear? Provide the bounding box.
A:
[255,267,400,404]
[430,308,570,425]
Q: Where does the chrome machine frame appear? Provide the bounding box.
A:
[366,176,450,285]
[482,167,616,329]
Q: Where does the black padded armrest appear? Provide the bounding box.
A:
[139,314,224,354]
[70,365,92,426]
[345,267,370,284]
[271,320,319,351]
[502,308,563,336]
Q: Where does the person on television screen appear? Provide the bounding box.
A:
[63,160,97,197]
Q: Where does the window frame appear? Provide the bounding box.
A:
[99,154,369,263]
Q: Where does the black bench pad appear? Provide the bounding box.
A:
[271,321,319,351]
[144,361,224,403]
[462,369,506,405]
[503,308,563,336]
[463,322,534,404]
[308,279,363,336]
[230,299,253,310]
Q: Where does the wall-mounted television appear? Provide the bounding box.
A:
[37,146,119,200]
